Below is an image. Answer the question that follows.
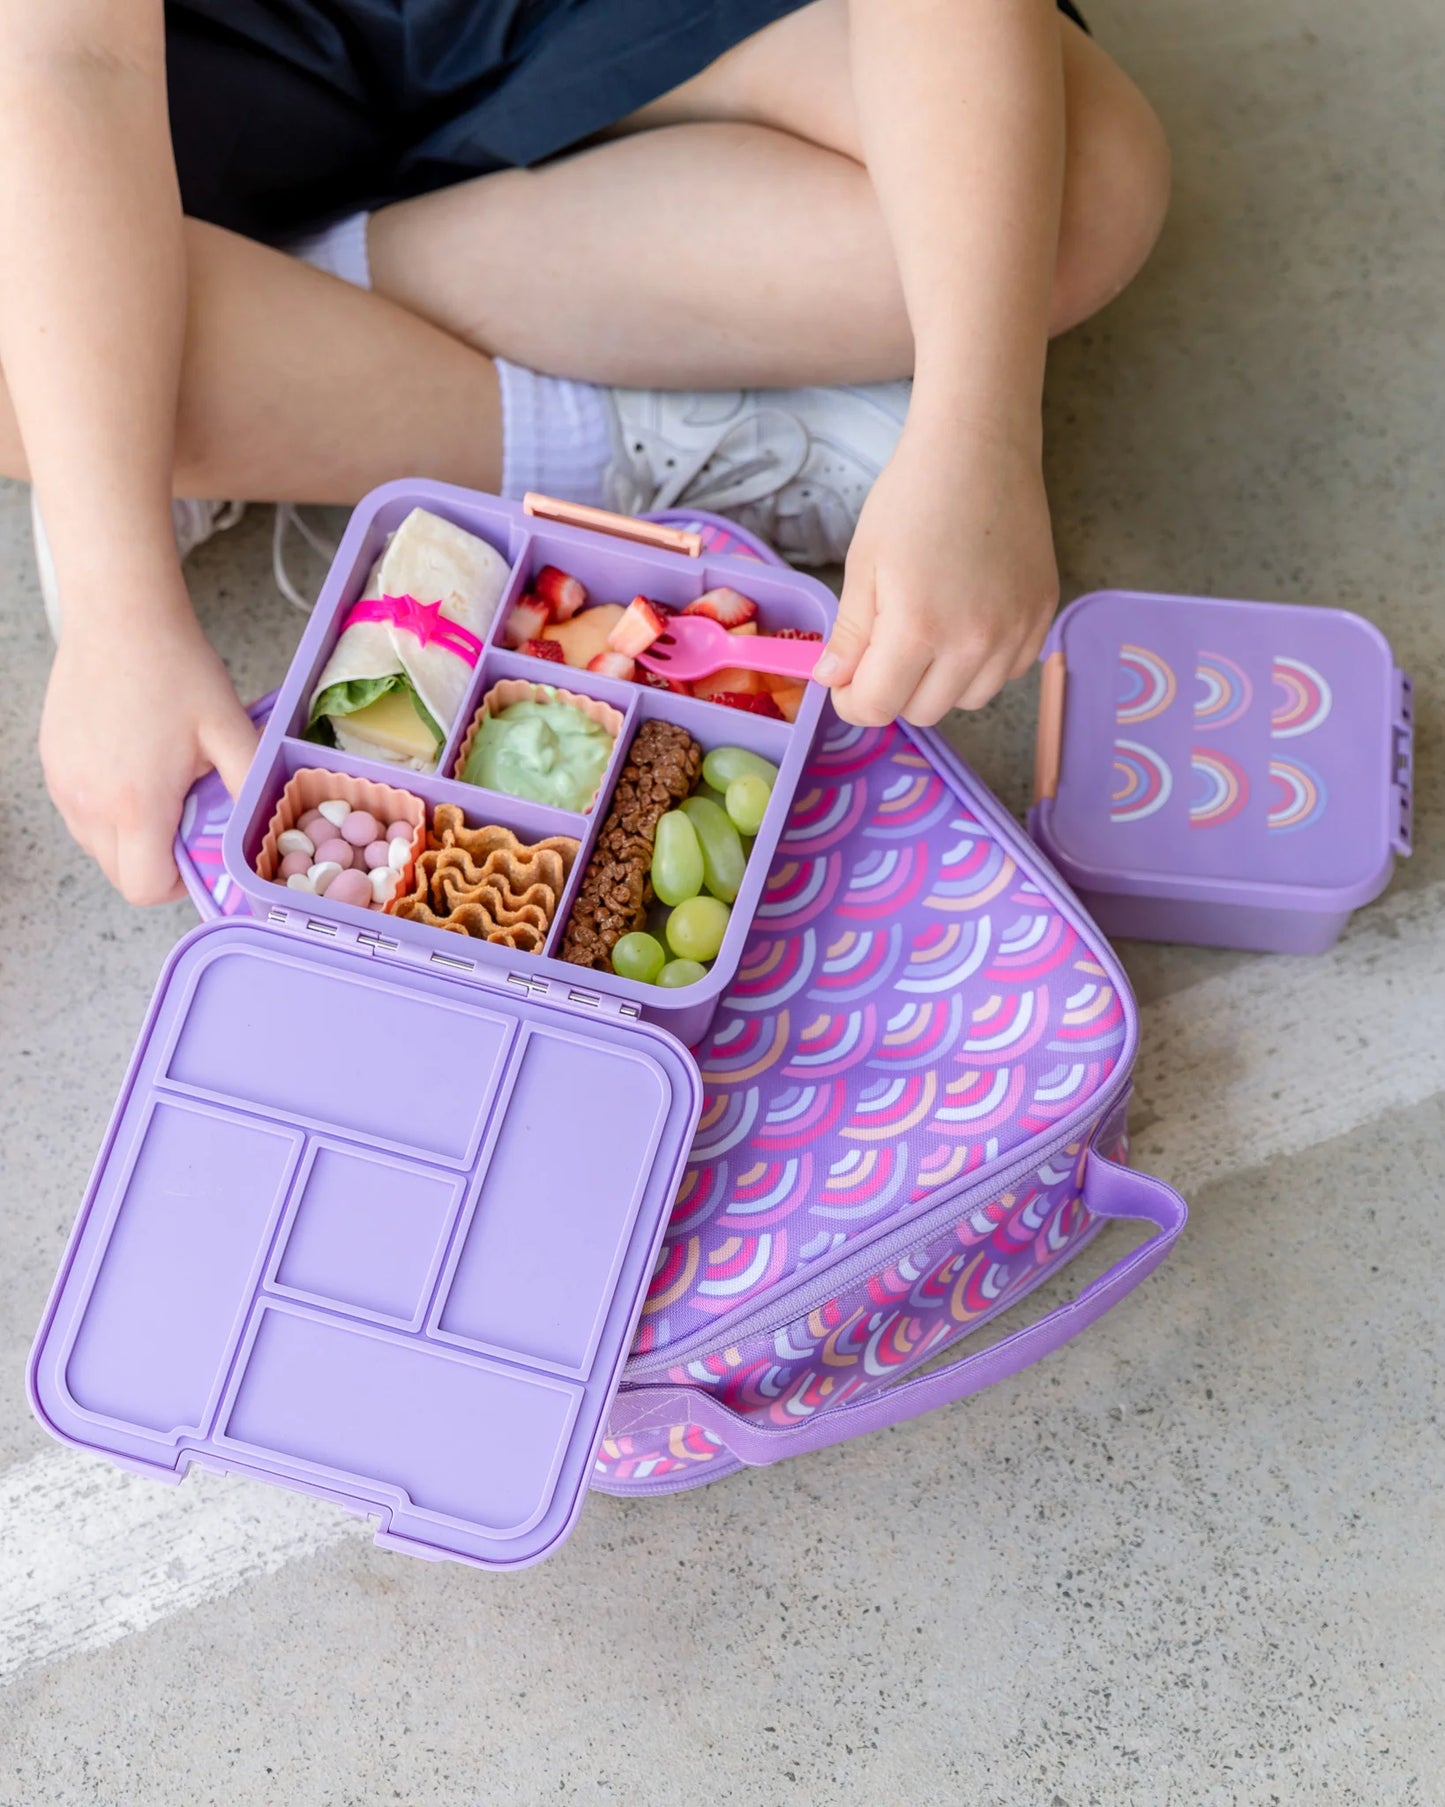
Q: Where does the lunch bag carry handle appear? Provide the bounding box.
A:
[614,1150,1186,1467]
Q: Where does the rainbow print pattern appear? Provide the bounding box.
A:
[596,1128,1122,1490]
[1268,756,1327,832]
[1272,656,1332,739]
[1110,739,1173,823]
[1194,652,1253,728]
[1115,644,1177,725]
[176,758,255,917]
[594,720,1130,1490]
[1189,748,1250,827]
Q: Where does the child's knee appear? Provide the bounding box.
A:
[1055,59,1171,332]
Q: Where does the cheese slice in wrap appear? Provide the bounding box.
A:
[307,507,511,770]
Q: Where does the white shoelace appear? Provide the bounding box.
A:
[605,408,850,565]
[271,502,337,612]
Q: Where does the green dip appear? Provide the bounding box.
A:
[462,690,614,812]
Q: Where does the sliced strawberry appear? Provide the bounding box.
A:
[518,637,564,664]
[532,565,588,621]
[683,586,757,629]
[586,650,638,683]
[637,663,692,696]
[708,690,785,719]
[607,596,669,658]
[728,622,759,637]
[504,597,549,648]
[774,627,824,642]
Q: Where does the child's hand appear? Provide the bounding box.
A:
[815,421,1059,727]
[40,596,259,905]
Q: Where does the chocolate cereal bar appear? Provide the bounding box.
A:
[560,720,703,970]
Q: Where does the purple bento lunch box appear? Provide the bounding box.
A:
[225,480,836,1047]
[1028,590,1414,955]
[27,490,830,1570]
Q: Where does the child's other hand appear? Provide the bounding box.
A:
[40,594,258,905]
[815,422,1059,727]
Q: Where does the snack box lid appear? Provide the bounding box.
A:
[1030,591,1413,913]
[28,914,702,1569]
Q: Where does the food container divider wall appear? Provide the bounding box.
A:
[224,481,837,1045]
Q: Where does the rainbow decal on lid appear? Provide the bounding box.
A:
[1271,657,1332,739]
[1110,739,1173,823]
[1116,644,1177,725]
[1194,652,1253,729]
[1268,757,1327,832]
[1189,748,1250,827]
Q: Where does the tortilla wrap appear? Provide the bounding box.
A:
[307,507,511,768]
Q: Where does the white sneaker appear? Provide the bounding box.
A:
[601,381,911,566]
[31,491,246,638]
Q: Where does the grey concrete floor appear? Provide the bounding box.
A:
[2,1,1442,1801]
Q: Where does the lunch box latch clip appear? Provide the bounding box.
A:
[523,491,703,559]
[1391,669,1414,857]
[1031,651,1067,805]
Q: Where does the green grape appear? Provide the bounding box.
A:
[666,894,731,964]
[724,773,771,838]
[702,746,778,795]
[611,931,666,984]
[656,958,708,989]
[680,796,746,903]
[651,810,704,906]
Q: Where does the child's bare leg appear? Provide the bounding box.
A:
[367,8,1168,388]
[0,220,502,503]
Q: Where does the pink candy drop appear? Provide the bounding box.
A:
[363,840,392,870]
[313,837,354,869]
[278,851,312,880]
[384,819,414,845]
[325,868,374,910]
[341,810,381,847]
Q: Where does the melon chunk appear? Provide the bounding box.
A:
[542,604,627,668]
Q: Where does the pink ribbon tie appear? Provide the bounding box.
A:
[342,593,484,667]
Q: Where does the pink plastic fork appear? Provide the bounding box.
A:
[635,616,822,685]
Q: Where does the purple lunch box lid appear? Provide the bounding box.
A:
[28,915,702,1570]
[1030,590,1413,917]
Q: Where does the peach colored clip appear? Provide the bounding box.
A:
[1033,652,1067,805]
[522,492,702,558]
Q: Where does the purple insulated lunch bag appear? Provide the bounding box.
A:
[170,513,1187,1506]
[595,713,1185,1492]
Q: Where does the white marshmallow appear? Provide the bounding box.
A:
[308,860,344,894]
[387,836,412,870]
[317,799,350,828]
[285,873,315,893]
[276,828,315,858]
[370,867,401,905]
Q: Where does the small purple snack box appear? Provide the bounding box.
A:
[1028,590,1414,955]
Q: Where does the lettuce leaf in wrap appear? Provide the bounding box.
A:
[306,674,443,748]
